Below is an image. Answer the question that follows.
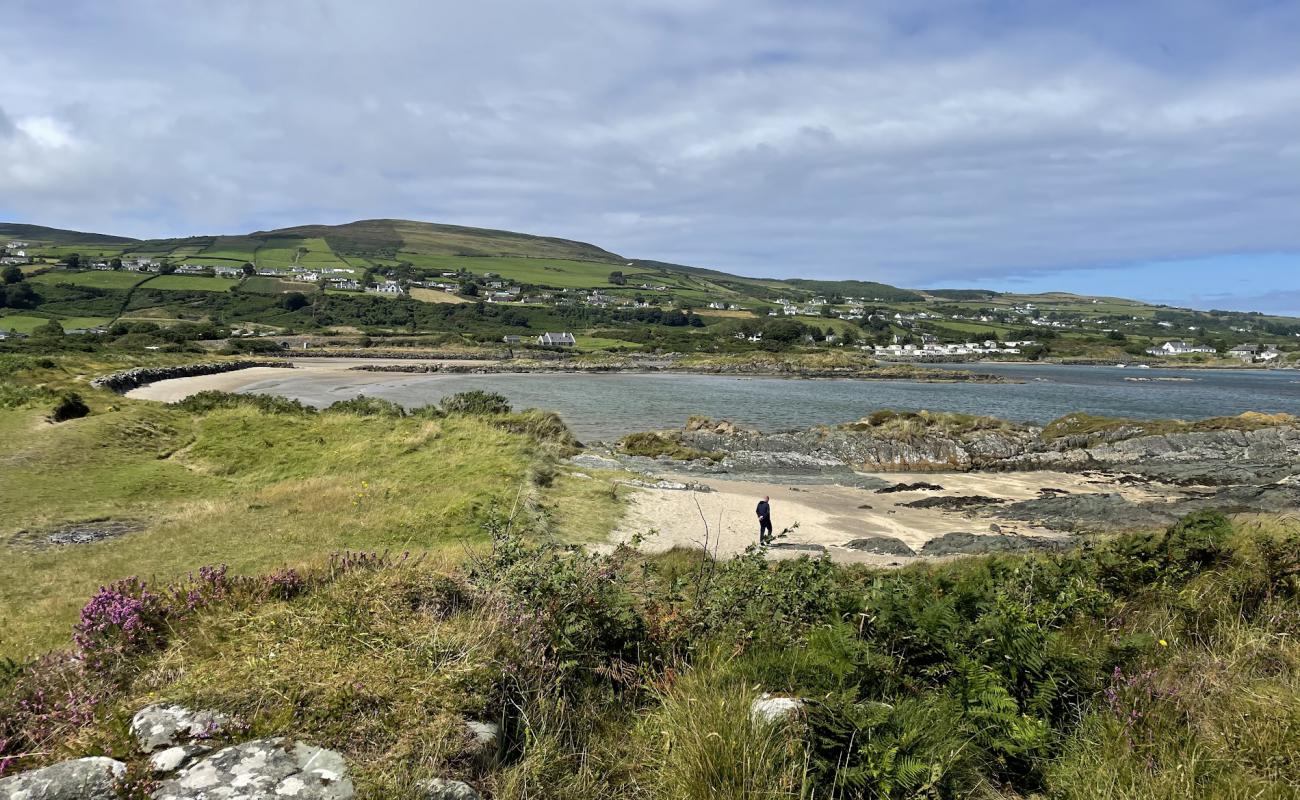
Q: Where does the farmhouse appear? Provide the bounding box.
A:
[1146,340,1216,356]
[537,331,576,347]
[367,281,405,296]
[502,335,522,344]
[214,266,243,278]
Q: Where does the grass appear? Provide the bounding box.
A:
[0,392,570,658]
[242,276,318,294]
[0,314,113,333]
[142,274,237,292]
[617,431,721,461]
[409,287,470,304]
[28,270,149,289]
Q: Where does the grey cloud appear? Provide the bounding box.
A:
[0,0,1297,293]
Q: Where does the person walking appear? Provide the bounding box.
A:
[756,495,773,544]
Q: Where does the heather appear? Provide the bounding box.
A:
[1,513,1298,798]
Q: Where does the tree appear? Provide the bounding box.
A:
[608,271,627,286]
[110,257,123,271]
[279,292,309,311]
[2,265,23,284]
[34,319,65,338]
[1106,330,1126,342]
[159,263,177,275]
[241,262,256,276]
[460,282,479,297]
[3,282,37,309]
[65,253,81,270]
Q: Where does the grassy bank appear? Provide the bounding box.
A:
[1,512,1297,798]
[0,365,582,656]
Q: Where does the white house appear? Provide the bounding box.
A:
[537,331,576,347]
[367,281,405,296]
[1146,340,1216,356]
[214,266,243,278]
[502,335,523,344]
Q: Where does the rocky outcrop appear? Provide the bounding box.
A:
[918,531,1070,556]
[676,418,1300,481]
[680,423,1039,473]
[91,361,294,393]
[154,738,354,800]
[0,757,125,800]
[841,536,916,556]
[131,704,230,753]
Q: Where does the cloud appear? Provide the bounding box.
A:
[0,0,1298,302]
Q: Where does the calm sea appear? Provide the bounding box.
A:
[234,363,1300,443]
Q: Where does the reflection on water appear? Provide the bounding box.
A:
[234,363,1300,443]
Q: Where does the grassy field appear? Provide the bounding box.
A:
[243,276,318,294]
[409,287,470,304]
[29,270,149,289]
[0,314,114,333]
[143,274,238,292]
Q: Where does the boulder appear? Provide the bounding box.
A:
[463,720,500,763]
[153,738,353,800]
[426,779,482,800]
[841,536,916,556]
[749,694,804,724]
[130,704,229,753]
[0,757,125,800]
[148,745,211,774]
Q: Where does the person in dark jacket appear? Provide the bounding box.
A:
[756,496,773,543]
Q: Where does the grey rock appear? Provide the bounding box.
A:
[919,531,1070,556]
[153,738,353,800]
[91,361,293,394]
[750,694,805,724]
[901,495,1006,510]
[0,757,125,800]
[149,745,211,774]
[130,704,230,753]
[841,536,916,556]
[426,779,482,800]
[769,542,827,553]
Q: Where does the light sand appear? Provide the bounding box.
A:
[124,358,498,403]
[609,469,1176,565]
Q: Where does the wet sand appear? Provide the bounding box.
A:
[609,469,1175,565]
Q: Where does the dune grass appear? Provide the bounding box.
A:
[0,392,569,657]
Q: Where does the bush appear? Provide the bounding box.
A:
[323,395,407,418]
[48,391,90,422]
[173,391,315,416]
[439,390,512,415]
[617,431,720,461]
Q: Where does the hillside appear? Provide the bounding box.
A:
[2,219,1298,364]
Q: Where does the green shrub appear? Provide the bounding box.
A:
[173,390,315,416]
[618,431,720,461]
[439,390,512,415]
[323,395,406,418]
[48,391,90,422]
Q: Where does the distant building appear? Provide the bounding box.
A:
[366,281,405,296]
[214,266,243,278]
[1146,340,1216,356]
[502,335,522,344]
[537,331,576,347]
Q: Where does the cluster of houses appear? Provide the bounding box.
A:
[1227,343,1284,362]
[867,339,1036,359]
[1,241,29,266]
[1144,340,1286,361]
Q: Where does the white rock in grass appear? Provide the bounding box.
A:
[426,778,483,800]
[749,693,805,724]
[129,704,229,753]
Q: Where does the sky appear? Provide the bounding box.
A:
[2,0,1299,315]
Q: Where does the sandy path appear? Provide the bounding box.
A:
[610,470,1171,565]
[124,358,498,403]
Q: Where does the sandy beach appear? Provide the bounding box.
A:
[609,469,1175,565]
[123,358,498,403]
